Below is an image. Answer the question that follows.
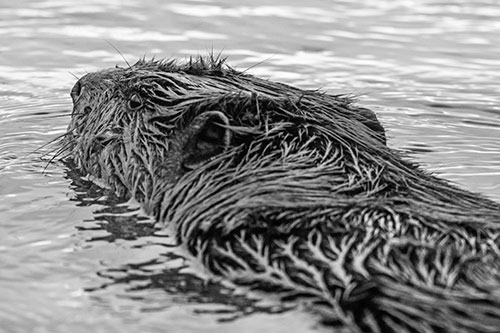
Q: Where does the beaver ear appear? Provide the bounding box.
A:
[182,111,231,170]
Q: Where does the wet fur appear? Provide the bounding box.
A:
[64,56,500,333]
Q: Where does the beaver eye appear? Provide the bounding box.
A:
[128,93,143,110]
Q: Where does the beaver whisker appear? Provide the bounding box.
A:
[47,113,71,118]
[31,125,81,159]
[105,40,132,70]
[41,142,72,173]
[69,71,80,81]
[240,55,275,75]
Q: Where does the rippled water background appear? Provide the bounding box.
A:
[1,0,499,332]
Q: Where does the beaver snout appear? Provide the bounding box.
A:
[70,80,83,103]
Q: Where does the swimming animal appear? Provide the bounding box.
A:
[63,56,500,332]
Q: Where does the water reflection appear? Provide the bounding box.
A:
[64,167,295,324]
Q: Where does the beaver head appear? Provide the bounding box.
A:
[64,57,500,332]
[66,57,387,213]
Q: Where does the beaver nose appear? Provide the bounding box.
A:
[70,81,83,103]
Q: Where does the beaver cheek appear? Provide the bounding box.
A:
[94,130,118,146]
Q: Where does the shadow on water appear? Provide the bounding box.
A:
[63,166,294,323]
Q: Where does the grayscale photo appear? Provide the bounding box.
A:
[1,1,499,332]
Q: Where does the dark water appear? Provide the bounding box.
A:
[1,1,499,332]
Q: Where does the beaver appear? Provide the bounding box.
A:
[63,56,500,332]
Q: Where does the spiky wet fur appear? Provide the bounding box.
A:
[65,56,500,332]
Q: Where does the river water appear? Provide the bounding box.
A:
[1,1,499,332]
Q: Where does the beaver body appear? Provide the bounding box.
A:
[64,56,500,332]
